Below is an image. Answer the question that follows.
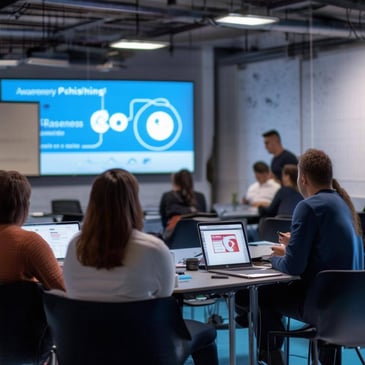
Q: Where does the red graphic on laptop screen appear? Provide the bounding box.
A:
[211,234,240,253]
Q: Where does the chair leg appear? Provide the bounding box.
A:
[283,317,290,365]
[355,347,365,365]
[311,340,319,365]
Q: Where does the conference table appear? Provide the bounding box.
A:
[213,203,260,224]
[174,270,297,365]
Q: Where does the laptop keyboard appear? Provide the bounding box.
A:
[229,267,261,271]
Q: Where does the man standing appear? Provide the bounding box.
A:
[262,129,298,183]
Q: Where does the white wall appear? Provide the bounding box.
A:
[215,43,365,210]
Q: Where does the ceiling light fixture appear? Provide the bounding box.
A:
[0,59,20,67]
[215,13,279,27]
[110,40,168,50]
[26,57,70,67]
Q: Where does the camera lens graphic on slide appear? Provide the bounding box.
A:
[133,98,182,151]
[222,236,238,252]
[88,98,182,151]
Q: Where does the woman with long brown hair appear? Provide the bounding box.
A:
[63,168,219,365]
[64,168,175,300]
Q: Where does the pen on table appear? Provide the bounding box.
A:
[211,275,229,279]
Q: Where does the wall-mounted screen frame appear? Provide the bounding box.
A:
[0,79,194,176]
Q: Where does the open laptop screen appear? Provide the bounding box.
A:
[22,221,80,260]
[198,221,251,268]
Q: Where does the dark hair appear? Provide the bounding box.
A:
[76,168,144,269]
[262,129,281,141]
[282,164,299,189]
[173,169,196,207]
[332,178,363,237]
[0,170,31,225]
[299,149,361,236]
[298,148,332,186]
[253,161,270,174]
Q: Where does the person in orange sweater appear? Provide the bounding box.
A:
[0,170,65,291]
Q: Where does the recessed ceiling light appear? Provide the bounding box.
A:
[26,57,70,67]
[0,59,20,66]
[215,13,279,27]
[110,40,168,50]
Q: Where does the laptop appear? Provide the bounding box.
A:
[22,221,80,261]
[197,221,282,279]
[170,247,202,267]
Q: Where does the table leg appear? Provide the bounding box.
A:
[227,292,236,365]
[248,286,258,365]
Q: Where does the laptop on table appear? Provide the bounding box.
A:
[197,221,282,279]
[22,221,80,261]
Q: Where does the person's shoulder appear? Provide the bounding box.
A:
[267,179,281,188]
[132,230,167,249]
[161,190,175,199]
[283,149,298,160]
[16,226,45,243]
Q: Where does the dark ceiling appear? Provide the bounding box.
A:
[1,0,365,68]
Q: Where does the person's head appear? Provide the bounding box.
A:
[297,149,332,198]
[77,168,144,269]
[282,164,299,189]
[171,169,196,207]
[262,129,283,156]
[252,161,271,185]
[0,170,31,225]
[172,169,193,191]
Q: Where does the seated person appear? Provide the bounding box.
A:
[242,161,280,207]
[0,170,65,364]
[258,164,303,218]
[243,161,280,241]
[0,170,65,291]
[159,169,207,238]
[236,149,364,365]
[63,168,218,365]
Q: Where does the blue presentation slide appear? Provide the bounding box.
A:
[0,79,194,175]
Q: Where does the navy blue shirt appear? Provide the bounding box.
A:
[272,189,364,283]
[271,150,298,182]
[258,186,303,218]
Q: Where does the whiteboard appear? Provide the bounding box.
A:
[0,102,39,175]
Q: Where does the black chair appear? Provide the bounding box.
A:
[258,216,292,242]
[165,214,219,249]
[51,199,83,222]
[43,292,217,365]
[0,281,52,365]
[268,270,365,365]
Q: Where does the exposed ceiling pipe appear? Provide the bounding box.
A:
[27,0,215,19]
[217,37,357,65]
[270,18,365,38]
[316,0,365,11]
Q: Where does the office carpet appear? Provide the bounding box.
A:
[183,299,365,365]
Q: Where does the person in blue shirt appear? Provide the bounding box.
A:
[238,148,364,365]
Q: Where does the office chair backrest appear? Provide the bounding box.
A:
[258,216,292,242]
[0,281,51,365]
[51,199,83,222]
[165,214,219,249]
[303,270,365,347]
[43,293,192,365]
